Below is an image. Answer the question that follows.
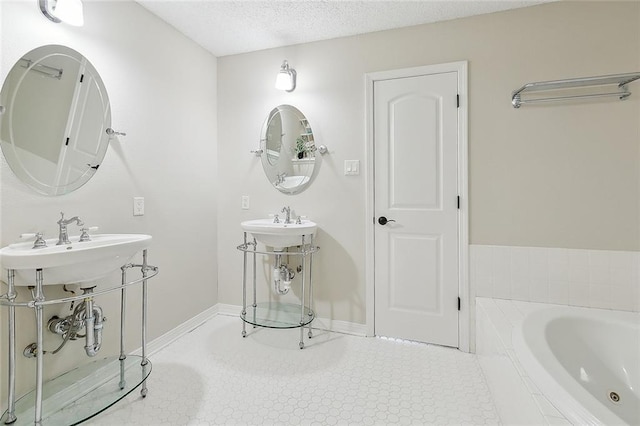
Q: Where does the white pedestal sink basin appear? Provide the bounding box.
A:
[0,234,152,286]
[241,219,316,250]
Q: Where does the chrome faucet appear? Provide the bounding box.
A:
[57,212,83,245]
[281,206,291,224]
[275,172,287,186]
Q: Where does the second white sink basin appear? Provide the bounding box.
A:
[241,219,316,250]
[0,234,152,286]
[277,176,310,190]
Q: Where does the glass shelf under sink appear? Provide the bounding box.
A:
[241,302,314,329]
[1,355,151,426]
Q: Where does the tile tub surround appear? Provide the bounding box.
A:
[476,297,571,425]
[471,245,640,311]
[88,314,501,425]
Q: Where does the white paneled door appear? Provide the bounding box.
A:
[56,59,110,191]
[374,72,459,347]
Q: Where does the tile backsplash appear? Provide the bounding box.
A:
[471,245,640,312]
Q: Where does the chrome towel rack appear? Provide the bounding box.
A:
[511,72,640,108]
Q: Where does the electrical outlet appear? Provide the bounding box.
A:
[133,197,144,216]
[241,195,250,210]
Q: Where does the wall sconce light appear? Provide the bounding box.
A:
[275,60,296,92]
[39,0,84,26]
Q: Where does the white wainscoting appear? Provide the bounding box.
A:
[471,245,639,312]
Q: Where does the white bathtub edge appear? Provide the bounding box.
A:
[513,305,637,426]
[476,297,570,425]
[512,318,600,426]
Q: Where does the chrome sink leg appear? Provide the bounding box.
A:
[34,269,44,425]
[299,236,306,349]
[252,238,257,309]
[5,270,17,425]
[140,250,149,398]
[241,233,247,338]
[252,238,257,328]
[119,266,127,390]
[308,234,314,339]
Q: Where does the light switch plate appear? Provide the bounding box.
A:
[344,160,360,176]
[241,195,250,210]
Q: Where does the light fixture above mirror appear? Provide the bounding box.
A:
[39,0,84,26]
[275,60,296,92]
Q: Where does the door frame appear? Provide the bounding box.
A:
[364,61,471,352]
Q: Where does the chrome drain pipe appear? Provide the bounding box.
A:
[82,288,104,357]
[273,254,294,295]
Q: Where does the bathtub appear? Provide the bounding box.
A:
[513,305,640,425]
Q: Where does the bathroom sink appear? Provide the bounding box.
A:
[277,176,310,190]
[241,219,316,250]
[0,234,152,286]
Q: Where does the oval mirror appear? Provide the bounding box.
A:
[260,105,317,195]
[0,45,111,196]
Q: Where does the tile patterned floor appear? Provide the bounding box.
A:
[89,315,501,425]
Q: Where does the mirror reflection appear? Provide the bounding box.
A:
[260,105,317,195]
[0,45,111,196]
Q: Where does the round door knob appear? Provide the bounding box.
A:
[378,216,396,225]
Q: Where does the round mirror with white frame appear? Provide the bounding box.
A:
[260,105,318,195]
[0,44,111,196]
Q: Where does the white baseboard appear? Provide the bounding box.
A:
[131,305,218,357]
[312,317,368,336]
[216,303,241,316]
[133,303,367,356]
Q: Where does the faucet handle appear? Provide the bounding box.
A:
[33,233,47,248]
[295,215,307,224]
[269,214,280,224]
[79,226,99,242]
[20,232,47,249]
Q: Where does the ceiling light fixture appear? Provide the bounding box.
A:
[39,0,84,26]
[275,60,296,92]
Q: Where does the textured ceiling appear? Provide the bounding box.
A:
[136,0,551,57]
